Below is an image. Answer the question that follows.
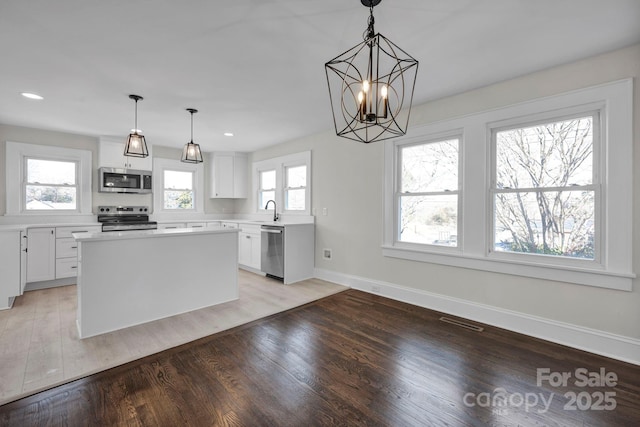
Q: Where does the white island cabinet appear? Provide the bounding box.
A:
[0,229,26,309]
[74,227,239,338]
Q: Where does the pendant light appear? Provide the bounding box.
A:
[181,108,203,163]
[325,0,418,143]
[123,94,149,157]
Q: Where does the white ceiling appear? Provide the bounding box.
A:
[1,0,639,153]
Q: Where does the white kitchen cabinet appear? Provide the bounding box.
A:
[282,224,315,285]
[99,137,153,170]
[55,226,101,279]
[238,223,261,271]
[0,230,26,309]
[26,227,56,282]
[209,152,247,198]
[206,221,222,228]
[157,222,186,230]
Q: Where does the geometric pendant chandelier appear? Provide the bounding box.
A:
[181,108,204,163]
[325,0,418,143]
[123,94,150,158]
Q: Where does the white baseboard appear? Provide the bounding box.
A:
[314,268,640,366]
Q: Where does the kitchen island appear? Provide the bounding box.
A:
[73,227,239,338]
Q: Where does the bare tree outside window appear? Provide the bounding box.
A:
[493,115,595,259]
[399,139,459,246]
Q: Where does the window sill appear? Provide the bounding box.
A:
[381,244,634,291]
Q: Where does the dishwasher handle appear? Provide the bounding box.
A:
[261,228,283,234]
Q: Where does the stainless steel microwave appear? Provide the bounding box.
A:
[99,167,152,194]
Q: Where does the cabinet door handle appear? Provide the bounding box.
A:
[245,235,251,239]
[71,246,78,249]
[71,266,77,269]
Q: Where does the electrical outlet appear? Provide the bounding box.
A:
[323,248,332,260]
[322,207,328,216]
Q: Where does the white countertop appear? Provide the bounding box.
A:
[73,227,238,242]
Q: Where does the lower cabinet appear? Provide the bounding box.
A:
[26,227,56,282]
[0,230,26,309]
[26,225,101,284]
[238,224,261,271]
[55,226,101,279]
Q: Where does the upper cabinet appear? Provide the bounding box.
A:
[209,152,247,198]
[99,137,153,170]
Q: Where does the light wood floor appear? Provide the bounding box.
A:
[0,270,347,405]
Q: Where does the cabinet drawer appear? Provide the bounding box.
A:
[56,257,78,279]
[56,238,78,258]
[238,223,261,234]
[221,222,238,229]
[186,222,206,229]
[157,223,186,230]
[56,226,101,239]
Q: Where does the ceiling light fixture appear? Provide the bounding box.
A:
[21,92,44,100]
[223,132,234,137]
[123,94,149,158]
[325,0,418,143]
[181,108,203,164]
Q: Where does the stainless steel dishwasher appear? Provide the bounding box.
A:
[261,225,284,281]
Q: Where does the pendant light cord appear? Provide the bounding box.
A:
[190,110,194,143]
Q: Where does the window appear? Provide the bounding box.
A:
[259,169,276,209]
[383,79,633,290]
[153,157,204,216]
[398,138,459,246]
[492,114,597,260]
[163,170,194,210]
[25,158,78,210]
[5,142,92,215]
[253,151,311,216]
[285,165,307,211]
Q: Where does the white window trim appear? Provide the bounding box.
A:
[253,151,311,216]
[5,141,92,215]
[396,130,463,252]
[153,158,204,217]
[383,79,634,291]
[257,168,277,210]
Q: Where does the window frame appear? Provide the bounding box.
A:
[383,79,634,291]
[162,169,196,211]
[257,168,277,211]
[283,163,308,212]
[5,142,92,215]
[153,158,204,217]
[394,132,463,253]
[23,156,80,212]
[488,110,602,268]
[253,151,311,217]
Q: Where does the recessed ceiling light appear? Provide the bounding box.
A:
[224,132,234,137]
[21,92,43,100]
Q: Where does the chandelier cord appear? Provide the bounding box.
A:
[363,5,375,41]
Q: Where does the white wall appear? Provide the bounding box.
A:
[0,125,236,217]
[242,44,640,345]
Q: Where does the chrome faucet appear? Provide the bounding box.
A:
[264,199,279,222]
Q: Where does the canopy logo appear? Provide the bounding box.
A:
[462,367,618,415]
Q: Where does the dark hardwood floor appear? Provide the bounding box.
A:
[1,289,638,426]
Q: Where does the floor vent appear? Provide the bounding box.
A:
[439,316,484,332]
